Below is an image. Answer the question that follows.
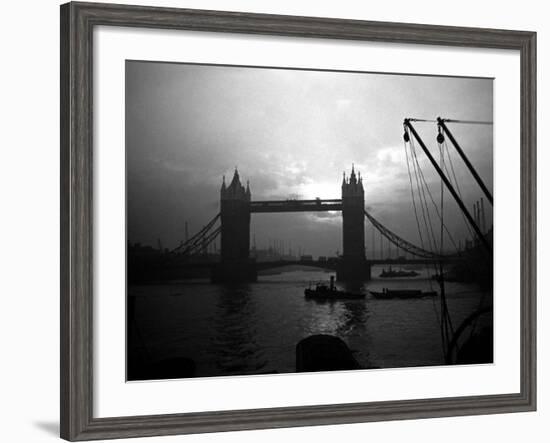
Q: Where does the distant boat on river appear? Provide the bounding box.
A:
[379,266,419,278]
[370,288,437,299]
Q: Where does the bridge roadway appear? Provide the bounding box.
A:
[174,257,459,271]
[255,258,457,270]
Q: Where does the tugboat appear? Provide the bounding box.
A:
[304,276,365,300]
[369,288,437,299]
[379,265,419,278]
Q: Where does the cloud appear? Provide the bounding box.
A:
[126,61,493,254]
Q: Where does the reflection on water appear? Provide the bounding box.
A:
[213,286,267,374]
[128,266,491,379]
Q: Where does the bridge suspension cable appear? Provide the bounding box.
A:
[171,213,221,255]
[177,226,221,256]
[364,209,445,259]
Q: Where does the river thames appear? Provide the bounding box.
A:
[128,265,492,379]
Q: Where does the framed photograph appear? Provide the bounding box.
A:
[60,1,536,440]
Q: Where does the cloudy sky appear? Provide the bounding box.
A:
[126,61,493,257]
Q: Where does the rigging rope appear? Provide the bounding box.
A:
[438,138,455,358]
[411,134,443,285]
[442,139,475,244]
[407,118,493,125]
[410,136,461,253]
[405,127,445,352]
[404,118,493,363]
[409,136,439,254]
[442,119,493,125]
[403,137,426,253]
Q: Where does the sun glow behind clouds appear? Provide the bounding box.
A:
[299,181,341,200]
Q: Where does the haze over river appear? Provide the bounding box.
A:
[128,265,492,379]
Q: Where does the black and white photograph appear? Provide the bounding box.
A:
[126,61,494,381]
[1,0,543,441]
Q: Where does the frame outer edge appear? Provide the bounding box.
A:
[61,1,95,440]
[521,31,537,411]
[60,2,537,440]
[73,1,532,49]
[60,2,73,440]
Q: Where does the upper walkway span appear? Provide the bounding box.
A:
[250,199,342,213]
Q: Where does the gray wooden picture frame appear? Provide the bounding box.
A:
[60,1,537,441]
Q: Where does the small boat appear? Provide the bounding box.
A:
[304,276,365,300]
[379,266,419,278]
[370,288,437,299]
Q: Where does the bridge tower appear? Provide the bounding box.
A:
[338,165,371,281]
[213,169,256,282]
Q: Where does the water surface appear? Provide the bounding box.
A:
[128,265,491,378]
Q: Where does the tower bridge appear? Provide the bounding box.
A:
[213,166,369,282]
[169,165,461,283]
